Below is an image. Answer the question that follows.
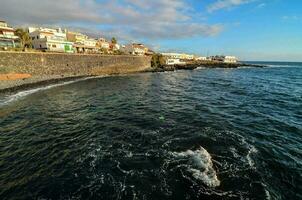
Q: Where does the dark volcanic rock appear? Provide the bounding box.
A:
[148,62,267,72]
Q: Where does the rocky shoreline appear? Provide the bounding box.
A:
[0,62,267,95]
[148,61,267,72]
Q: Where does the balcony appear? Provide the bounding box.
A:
[0,34,19,40]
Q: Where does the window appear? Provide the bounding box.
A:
[52,44,56,48]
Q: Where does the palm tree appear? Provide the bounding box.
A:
[111,37,117,44]
[15,28,32,50]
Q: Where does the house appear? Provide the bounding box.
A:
[67,31,98,53]
[162,53,193,65]
[161,53,194,60]
[210,55,224,62]
[28,27,73,53]
[196,56,207,61]
[113,43,120,51]
[67,31,87,44]
[210,55,238,63]
[183,54,194,60]
[97,38,110,50]
[122,43,148,56]
[108,43,120,52]
[166,58,186,65]
[224,56,238,63]
[0,20,20,48]
[161,53,182,59]
[83,38,97,47]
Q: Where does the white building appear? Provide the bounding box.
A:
[113,43,120,50]
[224,56,238,63]
[0,20,20,48]
[185,54,194,60]
[122,43,147,56]
[210,55,238,63]
[161,53,182,59]
[196,56,207,61]
[161,53,194,60]
[101,42,110,49]
[28,27,73,53]
[97,38,110,49]
[166,58,186,65]
[83,38,97,47]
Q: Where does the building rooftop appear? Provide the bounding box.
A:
[132,43,145,49]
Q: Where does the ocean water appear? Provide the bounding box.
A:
[0,62,301,199]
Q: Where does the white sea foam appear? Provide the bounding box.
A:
[171,147,220,188]
[246,145,258,168]
[195,67,206,70]
[238,137,259,168]
[0,76,105,106]
[266,64,296,68]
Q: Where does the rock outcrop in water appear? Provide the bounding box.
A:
[149,54,267,72]
[149,62,267,72]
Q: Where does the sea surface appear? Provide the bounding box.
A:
[0,62,301,200]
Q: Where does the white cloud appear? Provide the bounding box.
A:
[257,3,266,8]
[0,0,223,42]
[282,15,300,21]
[207,0,254,12]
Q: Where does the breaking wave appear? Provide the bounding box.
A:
[170,147,220,188]
[0,76,105,106]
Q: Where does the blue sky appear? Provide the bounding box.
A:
[150,0,302,61]
[1,0,302,61]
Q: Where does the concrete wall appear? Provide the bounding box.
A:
[0,52,151,76]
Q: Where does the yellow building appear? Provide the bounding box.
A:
[67,31,98,53]
[66,31,88,44]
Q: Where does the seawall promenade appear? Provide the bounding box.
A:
[0,52,151,92]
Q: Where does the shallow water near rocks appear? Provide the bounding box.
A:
[0,62,301,199]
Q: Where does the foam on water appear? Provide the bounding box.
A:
[171,147,220,188]
[0,76,105,106]
[195,67,207,70]
[246,145,258,168]
[238,137,259,168]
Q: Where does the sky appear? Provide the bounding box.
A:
[0,0,302,61]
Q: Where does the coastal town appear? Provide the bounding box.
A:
[0,19,238,66]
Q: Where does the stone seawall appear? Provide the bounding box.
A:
[0,52,151,76]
